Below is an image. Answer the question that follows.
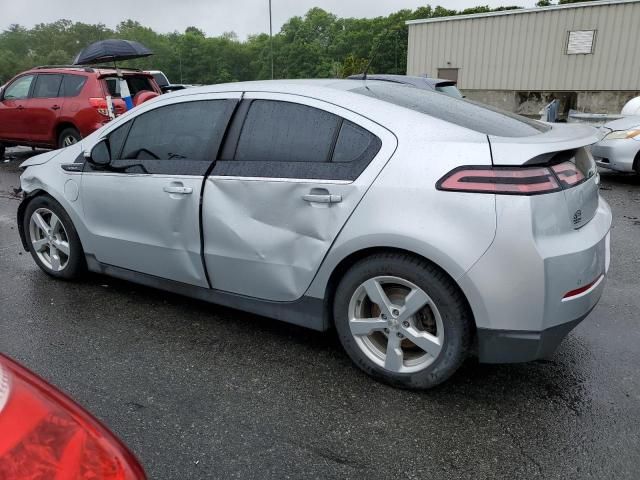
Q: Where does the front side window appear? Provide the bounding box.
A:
[212,100,382,180]
[97,100,234,175]
[3,75,35,100]
[32,74,63,99]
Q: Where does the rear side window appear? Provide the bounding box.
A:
[235,100,340,163]
[61,75,87,97]
[32,74,63,98]
[354,84,549,137]
[3,75,34,100]
[109,100,233,175]
[104,76,154,98]
[211,99,382,180]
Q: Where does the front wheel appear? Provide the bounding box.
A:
[333,253,473,390]
[23,195,86,279]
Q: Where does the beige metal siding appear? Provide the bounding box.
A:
[407,1,640,90]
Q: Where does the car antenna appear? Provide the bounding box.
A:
[361,29,389,81]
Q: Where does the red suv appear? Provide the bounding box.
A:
[0,65,161,157]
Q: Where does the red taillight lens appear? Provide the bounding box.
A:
[89,97,110,117]
[0,354,146,480]
[551,161,586,188]
[437,166,562,195]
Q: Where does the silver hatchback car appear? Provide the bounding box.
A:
[18,80,612,389]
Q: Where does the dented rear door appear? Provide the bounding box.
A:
[202,92,397,302]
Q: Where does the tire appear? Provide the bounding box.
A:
[57,127,81,149]
[23,195,86,280]
[0,143,5,160]
[333,253,473,390]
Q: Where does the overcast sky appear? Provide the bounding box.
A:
[4,0,535,39]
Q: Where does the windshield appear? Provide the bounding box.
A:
[353,83,550,137]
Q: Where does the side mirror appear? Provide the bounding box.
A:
[85,139,111,167]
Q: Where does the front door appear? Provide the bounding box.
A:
[0,74,35,141]
[81,94,239,287]
[202,93,396,302]
[23,74,64,144]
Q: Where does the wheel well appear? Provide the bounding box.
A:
[17,190,48,250]
[55,122,80,144]
[634,150,640,174]
[323,247,476,333]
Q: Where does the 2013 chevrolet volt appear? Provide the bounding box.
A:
[17,80,612,389]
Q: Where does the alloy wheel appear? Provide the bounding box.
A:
[347,276,444,374]
[28,208,71,272]
[62,135,78,147]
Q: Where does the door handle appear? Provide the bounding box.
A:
[302,193,342,204]
[163,185,193,195]
[16,105,24,110]
[51,105,61,110]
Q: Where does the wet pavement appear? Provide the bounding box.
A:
[0,147,639,479]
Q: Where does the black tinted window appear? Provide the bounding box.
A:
[332,120,379,163]
[116,100,231,174]
[354,84,549,137]
[61,75,87,97]
[32,74,62,98]
[235,100,340,163]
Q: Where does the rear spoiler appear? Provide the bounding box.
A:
[488,123,601,166]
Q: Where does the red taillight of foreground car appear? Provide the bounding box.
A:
[551,161,586,188]
[436,166,563,195]
[0,354,146,480]
[562,275,604,300]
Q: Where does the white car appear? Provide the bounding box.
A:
[592,116,640,175]
[17,80,611,389]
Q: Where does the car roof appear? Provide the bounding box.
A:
[23,66,151,77]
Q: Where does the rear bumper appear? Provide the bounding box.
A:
[477,311,591,363]
[591,139,640,173]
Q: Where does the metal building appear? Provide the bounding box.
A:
[406,0,640,115]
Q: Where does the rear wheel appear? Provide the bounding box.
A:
[0,143,5,160]
[333,253,473,389]
[57,128,81,149]
[23,195,85,279]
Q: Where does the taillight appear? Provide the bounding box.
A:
[437,166,562,195]
[89,97,110,117]
[551,161,586,188]
[0,354,146,480]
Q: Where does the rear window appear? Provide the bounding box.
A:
[104,76,154,98]
[353,84,549,137]
[435,84,463,98]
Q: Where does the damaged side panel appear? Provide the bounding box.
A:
[202,177,365,301]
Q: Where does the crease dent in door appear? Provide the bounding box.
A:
[204,178,345,300]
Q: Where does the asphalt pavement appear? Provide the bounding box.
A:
[1,147,639,479]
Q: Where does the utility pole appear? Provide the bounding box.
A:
[269,0,274,79]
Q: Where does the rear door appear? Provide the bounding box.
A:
[81,93,240,286]
[0,74,35,141]
[202,92,397,301]
[24,73,64,144]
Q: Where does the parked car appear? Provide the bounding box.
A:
[146,70,194,93]
[0,65,161,159]
[592,115,640,175]
[348,74,463,98]
[0,353,146,479]
[17,80,611,389]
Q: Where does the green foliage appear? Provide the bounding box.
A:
[0,4,527,85]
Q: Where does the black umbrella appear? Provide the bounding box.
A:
[73,39,153,65]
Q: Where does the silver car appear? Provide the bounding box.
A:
[592,116,640,175]
[17,80,612,389]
